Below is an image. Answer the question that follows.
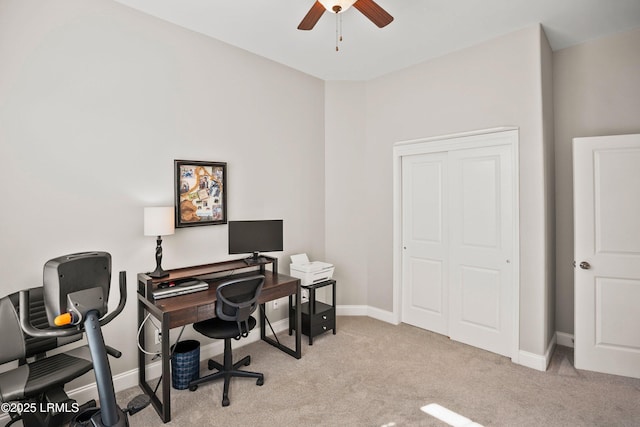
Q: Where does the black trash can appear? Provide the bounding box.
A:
[171,340,200,390]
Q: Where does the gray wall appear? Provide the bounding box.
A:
[324,24,640,353]
[325,25,554,355]
[0,0,325,383]
[324,82,369,306]
[541,27,556,350]
[553,27,640,335]
[2,0,639,384]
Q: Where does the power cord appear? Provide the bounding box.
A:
[136,313,162,356]
[137,311,187,393]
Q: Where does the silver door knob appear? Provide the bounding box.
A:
[579,261,591,270]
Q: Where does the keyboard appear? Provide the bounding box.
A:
[151,278,209,300]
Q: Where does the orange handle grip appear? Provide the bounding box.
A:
[54,312,73,326]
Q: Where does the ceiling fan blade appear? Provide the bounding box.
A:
[298,1,326,30]
[353,0,394,28]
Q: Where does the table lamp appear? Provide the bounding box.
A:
[144,207,175,278]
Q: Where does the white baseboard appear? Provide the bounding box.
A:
[365,306,397,324]
[336,304,397,324]
[556,331,574,348]
[518,333,556,372]
[518,350,548,371]
[336,304,368,316]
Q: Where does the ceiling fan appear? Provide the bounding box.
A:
[297,0,394,31]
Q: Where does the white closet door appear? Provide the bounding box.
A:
[400,132,516,358]
[401,152,449,335]
[574,134,640,379]
[448,145,514,357]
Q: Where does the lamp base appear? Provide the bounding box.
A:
[149,235,169,278]
[148,266,169,279]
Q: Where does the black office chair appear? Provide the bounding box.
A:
[0,287,94,427]
[188,274,265,407]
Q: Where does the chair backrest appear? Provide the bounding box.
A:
[215,275,264,338]
[0,287,81,366]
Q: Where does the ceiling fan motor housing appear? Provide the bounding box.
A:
[298,0,394,31]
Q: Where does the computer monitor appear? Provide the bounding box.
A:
[228,220,283,264]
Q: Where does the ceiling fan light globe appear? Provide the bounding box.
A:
[319,0,357,14]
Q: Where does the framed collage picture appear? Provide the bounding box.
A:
[174,160,227,227]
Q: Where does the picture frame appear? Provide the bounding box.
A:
[174,160,227,227]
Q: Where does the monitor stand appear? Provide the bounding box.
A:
[243,252,264,266]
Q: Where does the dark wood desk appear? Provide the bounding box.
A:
[137,257,301,423]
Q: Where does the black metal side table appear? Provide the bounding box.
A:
[289,279,336,345]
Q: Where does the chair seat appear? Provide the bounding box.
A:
[193,316,257,340]
[0,345,93,402]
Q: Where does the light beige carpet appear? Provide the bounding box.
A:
[118,316,640,426]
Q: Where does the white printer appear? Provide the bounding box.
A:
[289,253,334,286]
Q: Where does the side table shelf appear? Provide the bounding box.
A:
[288,279,336,345]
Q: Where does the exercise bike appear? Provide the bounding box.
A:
[19,252,149,427]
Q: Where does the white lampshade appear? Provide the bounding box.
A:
[144,207,175,237]
[319,0,356,13]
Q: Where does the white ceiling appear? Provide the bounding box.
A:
[113,0,640,81]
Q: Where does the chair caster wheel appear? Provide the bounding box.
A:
[256,377,264,386]
[208,360,215,370]
[244,359,251,366]
[189,385,198,392]
[222,398,230,407]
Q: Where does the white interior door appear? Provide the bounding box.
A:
[400,130,516,358]
[448,145,514,357]
[574,134,640,379]
[401,152,449,335]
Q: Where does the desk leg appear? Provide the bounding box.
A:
[309,287,316,345]
[138,297,172,423]
[137,298,146,391]
[288,294,293,335]
[332,281,337,335]
[260,303,266,341]
[260,284,302,359]
[295,284,301,357]
[160,313,171,422]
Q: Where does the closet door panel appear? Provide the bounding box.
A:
[401,153,449,335]
[448,145,514,357]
